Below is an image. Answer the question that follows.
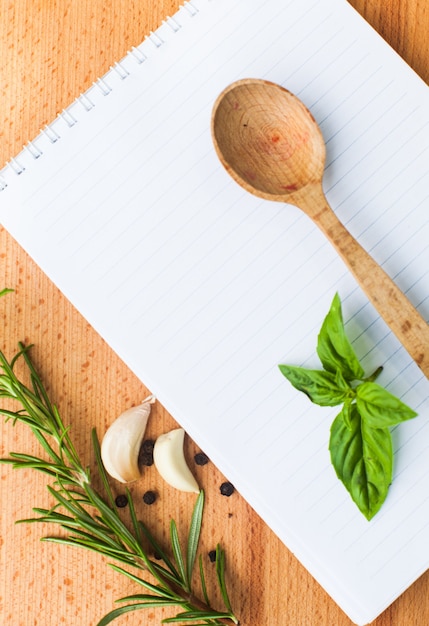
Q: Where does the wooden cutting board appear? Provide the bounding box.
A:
[1,1,428,625]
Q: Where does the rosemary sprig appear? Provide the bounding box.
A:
[0,287,14,298]
[0,343,239,626]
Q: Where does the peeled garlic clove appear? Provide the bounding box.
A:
[101,395,155,483]
[153,428,199,493]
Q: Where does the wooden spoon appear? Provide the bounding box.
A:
[211,78,429,378]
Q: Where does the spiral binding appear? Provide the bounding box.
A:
[94,78,112,96]
[0,0,204,193]
[165,15,182,33]
[129,47,147,64]
[25,141,43,159]
[41,125,61,143]
[147,31,164,48]
[9,157,25,175]
[78,92,95,111]
[184,1,199,16]
[60,109,78,127]
[112,61,130,80]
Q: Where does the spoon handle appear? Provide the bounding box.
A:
[302,186,429,378]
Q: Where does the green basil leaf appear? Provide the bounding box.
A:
[341,399,353,430]
[278,364,351,406]
[356,382,418,428]
[317,293,365,381]
[329,404,392,520]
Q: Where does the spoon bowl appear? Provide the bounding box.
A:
[211,78,429,377]
[212,79,325,202]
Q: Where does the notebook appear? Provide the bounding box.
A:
[1,0,428,623]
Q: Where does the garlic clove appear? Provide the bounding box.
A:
[101,395,155,483]
[153,428,199,493]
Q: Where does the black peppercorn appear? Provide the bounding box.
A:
[142,490,157,505]
[208,549,217,562]
[220,481,235,497]
[139,439,155,466]
[115,494,128,508]
[194,452,209,466]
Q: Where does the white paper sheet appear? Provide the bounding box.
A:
[1,0,429,623]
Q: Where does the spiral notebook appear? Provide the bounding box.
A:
[1,0,429,623]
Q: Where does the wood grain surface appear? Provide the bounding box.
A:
[1,2,428,625]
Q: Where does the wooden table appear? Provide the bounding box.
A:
[1,1,428,625]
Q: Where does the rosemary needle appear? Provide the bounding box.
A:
[0,343,239,626]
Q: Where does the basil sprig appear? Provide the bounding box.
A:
[279,293,417,520]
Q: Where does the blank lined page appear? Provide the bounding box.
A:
[1,0,429,624]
